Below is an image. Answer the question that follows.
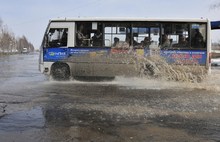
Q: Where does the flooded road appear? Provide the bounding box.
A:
[1,53,220,141]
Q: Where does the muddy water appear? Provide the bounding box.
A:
[0,53,220,141]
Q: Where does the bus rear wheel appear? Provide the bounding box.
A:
[51,62,70,81]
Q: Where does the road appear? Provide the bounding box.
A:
[0,52,220,142]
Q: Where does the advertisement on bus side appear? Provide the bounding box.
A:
[43,47,207,65]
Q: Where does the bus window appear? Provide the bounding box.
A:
[104,23,116,47]
[76,22,91,47]
[191,23,206,48]
[132,22,160,49]
[171,23,189,48]
[150,27,160,47]
[161,23,189,49]
[75,22,103,47]
[132,22,150,48]
[46,28,68,48]
[104,22,130,48]
[161,23,173,48]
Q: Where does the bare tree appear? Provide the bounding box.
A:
[0,26,10,52]
[17,35,30,53]
[28,42,34,52]
[210,0,220,10]
[0,16,3,32]
[0,15,35,54]
[0,17,3,52]
[9,31,16,52]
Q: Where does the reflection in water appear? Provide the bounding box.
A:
[0,107,44,132]
[28,97,220,141]
[33,105,203,141]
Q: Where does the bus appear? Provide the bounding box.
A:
[38,17,211,80]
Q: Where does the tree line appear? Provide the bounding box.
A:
[0,16,34,54]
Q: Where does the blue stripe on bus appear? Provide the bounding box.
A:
[43,47,207,65]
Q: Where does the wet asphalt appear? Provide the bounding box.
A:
[0,52,220,142]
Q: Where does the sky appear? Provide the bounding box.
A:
[0,0,220,49]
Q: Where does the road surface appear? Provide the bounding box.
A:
[0,52,220,142]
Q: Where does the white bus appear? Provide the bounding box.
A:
[39,17,211,80]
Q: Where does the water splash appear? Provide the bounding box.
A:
[112,55,220,92]
[53,54,220,91]
[133,55,220,92]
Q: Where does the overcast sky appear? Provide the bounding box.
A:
[0,0,220,49]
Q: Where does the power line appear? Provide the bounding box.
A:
[12,0,102,26]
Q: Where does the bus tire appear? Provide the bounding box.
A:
[51,62,70,81]
[145,64,155,76]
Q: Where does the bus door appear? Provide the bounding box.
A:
[43,22,74,61]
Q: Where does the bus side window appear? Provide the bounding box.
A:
[104,23,130,47]
[162,23,189,49]
[76,24,87,47]
[76,22,101,47]
[92,30,102,46]
[191,24,206,48]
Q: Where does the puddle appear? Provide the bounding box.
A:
[0,107,45,132]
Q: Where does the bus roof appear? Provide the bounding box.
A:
[50,17,209,23]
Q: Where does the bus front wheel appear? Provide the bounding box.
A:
[51,62,70,81]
